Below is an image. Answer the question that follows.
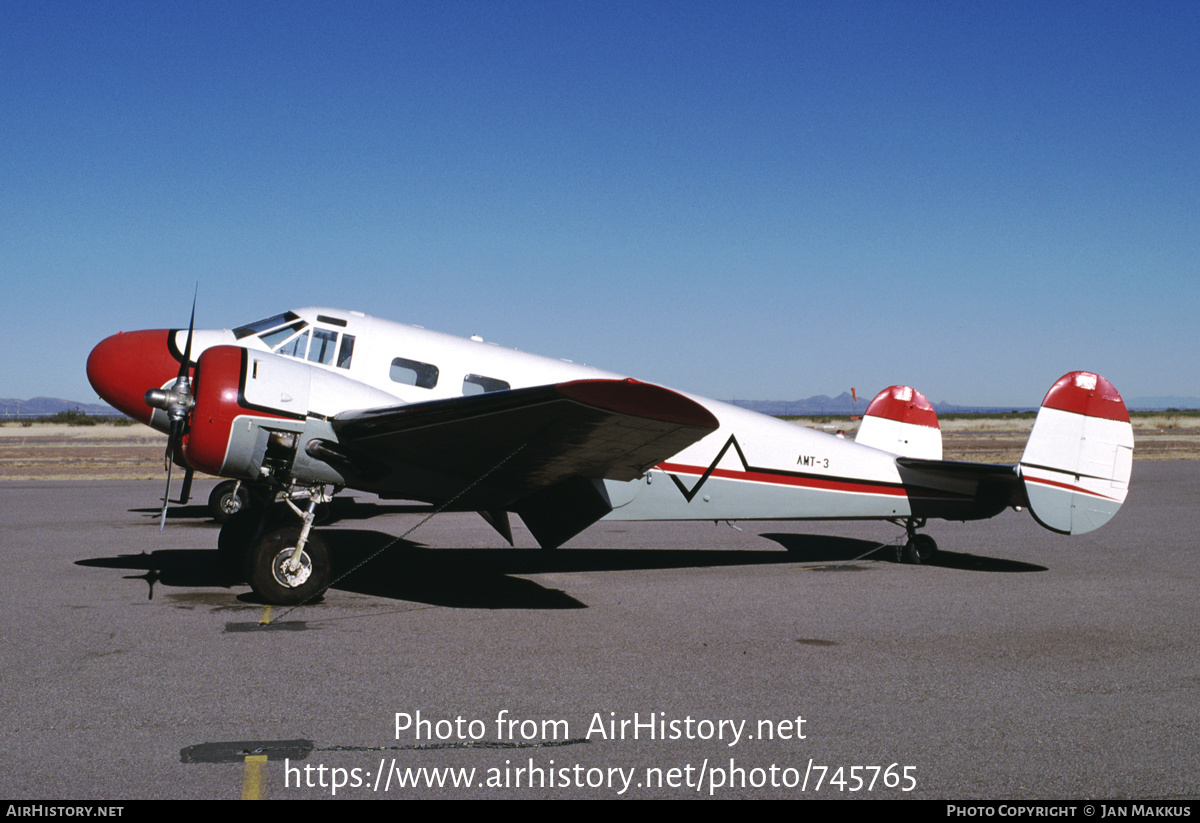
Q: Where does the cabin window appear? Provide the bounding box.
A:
[308,328,338,365]
[462,374,510,395]
[337,334,355,369]
[390,357,439,389]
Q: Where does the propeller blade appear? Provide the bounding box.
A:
[178,287,197,383]
[159,449,174,531]
[160,388,186,528]
[158,286,198,530]
[163,421,174,470]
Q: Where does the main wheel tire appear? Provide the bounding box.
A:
[248,526,330,606]
[903,534,938,564]
[209,480,252,524]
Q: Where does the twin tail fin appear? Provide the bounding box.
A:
[1019,371,1133,535]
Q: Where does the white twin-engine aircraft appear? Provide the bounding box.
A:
[87,307,1134,605]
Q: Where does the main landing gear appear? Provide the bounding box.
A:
[893,517,938,565]
[218,485,334,605]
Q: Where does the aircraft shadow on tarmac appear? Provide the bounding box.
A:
[77,530,821,610]
[761,533,1047,573]
[78,541,582,609]
[76,524,1043,611]
[137,497,1051,576]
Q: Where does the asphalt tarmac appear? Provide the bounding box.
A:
[1,462,1196,799]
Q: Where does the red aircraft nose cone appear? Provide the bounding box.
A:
[86,329,181,425]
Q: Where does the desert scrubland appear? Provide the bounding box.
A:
[1,414,1195,481]
[801,413,1200,463]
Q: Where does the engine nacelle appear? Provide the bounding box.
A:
[183,345,399,485]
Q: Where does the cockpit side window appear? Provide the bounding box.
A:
[390,357,439,389]
[248,316,351,369]
[462,374,510,395]
[308,328,338,365]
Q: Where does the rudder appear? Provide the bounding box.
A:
[1019,371,1133,535]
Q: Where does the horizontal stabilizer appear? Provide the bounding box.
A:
[855,385,942,459]
[1019,372,1133,535]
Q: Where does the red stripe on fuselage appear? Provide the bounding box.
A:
[656,462,970,500]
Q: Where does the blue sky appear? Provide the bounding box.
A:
[3,1,1197,407]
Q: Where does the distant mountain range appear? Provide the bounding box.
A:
[2,392,1198,420]
[726,392,1200,415]
[726,393,1037,416]
[0,397,122,417]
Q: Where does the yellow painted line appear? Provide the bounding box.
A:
[241,754,267,800]
[259,606,272,625]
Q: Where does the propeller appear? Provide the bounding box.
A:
[145,290,198,529]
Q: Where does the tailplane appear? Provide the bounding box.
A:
[1019,372,1133,535]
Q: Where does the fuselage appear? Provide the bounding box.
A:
[87,307,953,524]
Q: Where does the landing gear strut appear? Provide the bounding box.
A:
[218,485,335,604]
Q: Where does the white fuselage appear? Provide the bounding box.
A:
[177,307,915,523]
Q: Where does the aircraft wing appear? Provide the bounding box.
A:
[326,378,720,546]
